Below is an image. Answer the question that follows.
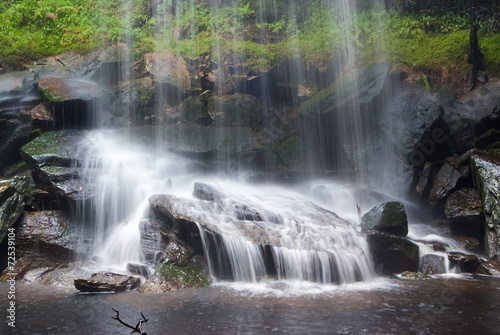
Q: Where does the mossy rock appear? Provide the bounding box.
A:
[138,263,210,293]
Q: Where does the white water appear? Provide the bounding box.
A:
[77,129,380,285]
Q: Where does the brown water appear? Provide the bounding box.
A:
[1,275,499,335]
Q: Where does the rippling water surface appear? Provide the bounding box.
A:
[2,276,499,335]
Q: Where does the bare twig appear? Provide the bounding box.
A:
[112,308,148,334]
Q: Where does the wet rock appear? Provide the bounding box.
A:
[365,230,419,274]
[20,130,92,203]
[161,239,196,267]
[144,52,191,91]
[38,78,102,128]
[74,272,140,292]
[476,260,500,277]
[0,256,32,282]
[0,118,33,172]
[23,267,54,283]
[137,263,210,293]
[456,236,481,252]
[0,176,29,244]
[398,271,430,280]
[139,218,169,264]
[209,93,263,128]
[415,162,432,199]
[361,202,408,237]
[28,103,53,129]
[162,95,212,125]
[447,252,480,273]
[428,162,463,207]
[193,182,224,202]
[470,149,500,259]
[421,254,446,275]
[17,210,83,265]
[444,188,484,239]
[126,263,154,279]
[110,77,154,125]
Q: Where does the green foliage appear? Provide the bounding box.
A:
[0,0,499,80]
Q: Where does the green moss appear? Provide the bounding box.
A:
[21,131,66,156]
[418,74,431,91]
[160,263,210,288]
[481,34,500,74]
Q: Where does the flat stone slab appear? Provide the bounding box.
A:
[74,272,140,292]
[38,78,101,102]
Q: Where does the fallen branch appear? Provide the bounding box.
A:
[112,308,148,334]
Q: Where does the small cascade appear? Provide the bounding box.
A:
[408,224,480,275]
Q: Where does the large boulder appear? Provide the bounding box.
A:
[17,210,85,266]
[470,149,500,259]
[361,202,408,237]
[365,230,420,274]
[74,272,140,292]
[444,188,484,239]
[209,93,263,128]
[38,78,102,128]
[144,52,191,91]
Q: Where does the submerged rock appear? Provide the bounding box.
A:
[74,272,140,292]
[361,202,408,237]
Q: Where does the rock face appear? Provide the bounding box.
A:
[444,188,484,239]
[0,177,29,244]
[144,52,191,91]
[447,252,480,273]
[421,254,446,275]
[74,272,140,292]
[476,260,500,277]
[470,150,500,259]
[20,130,92,203]
[428,162,464,206]
[17,210,83,266]
[361,201,408,237]
[138,263,210,293]
[365,230,420,274]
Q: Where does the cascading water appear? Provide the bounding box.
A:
[76,0,403,286]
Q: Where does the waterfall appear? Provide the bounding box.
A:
[74,0,395,285]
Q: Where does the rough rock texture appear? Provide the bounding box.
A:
[470,149,500,258]
[193,182,225,202]
[361,202,409,237]
[421,254,446,275]
[137,263,210,293]
[428,162,464,207]
[447,252,480,273]
[365,230,419,274]
[0,256,32,282]
[74,272,140,292]
[20,130,92,203]
[0,177,29,244]
[110,77,154,125]
[17,210,84,266]
[476,259,500,277]
[144,52,191,91]
[209,93,263,128]
[444,188,484,238]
